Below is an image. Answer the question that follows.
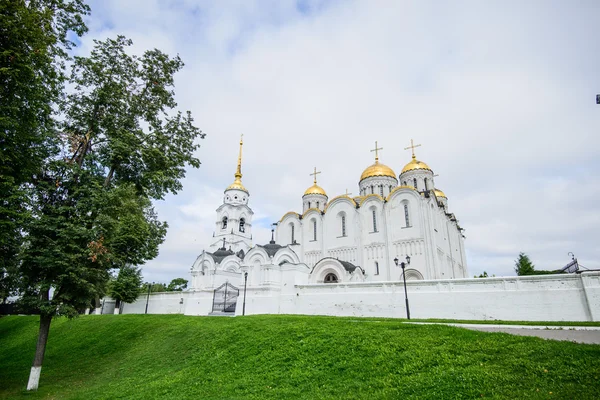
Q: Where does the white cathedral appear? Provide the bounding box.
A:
[187,137,467,314]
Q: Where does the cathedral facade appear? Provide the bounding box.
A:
[189,138,467,295]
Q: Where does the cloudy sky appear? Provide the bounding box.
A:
[78,0,600,282]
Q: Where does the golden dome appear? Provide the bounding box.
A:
[226,178,248,194]
[304,183,327,197]
[360,161,396,182]
[401,156,432,174]
[434,189,447,199]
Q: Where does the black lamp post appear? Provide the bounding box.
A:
[144,282,153,314]
[394,256,411,320]
[242,271,248,316]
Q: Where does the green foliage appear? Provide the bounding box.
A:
[167,278,188,292]
[0,0,89,309]
[17,34,201,319]
[515,252,536,276]
[110,266,142,305]
[1,315,599,399]
[142,282,168,293]
[474,271,495,278]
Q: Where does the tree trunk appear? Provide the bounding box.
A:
[26,313,52,390]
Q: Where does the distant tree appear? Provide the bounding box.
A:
[474,271,495,278]
[167,278,188,292]
[110,266,143,311]
[142,282,168,293]
[514,252,536,276]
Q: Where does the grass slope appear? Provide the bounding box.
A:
[0,315,599,399]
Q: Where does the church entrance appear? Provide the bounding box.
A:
[212,282,239,313]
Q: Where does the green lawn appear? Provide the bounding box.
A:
[1,315,599,399]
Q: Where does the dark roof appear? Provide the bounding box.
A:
[310,257,363,274]
[207,248,235,263]
[339,260,359,272]
[257,243,285,257]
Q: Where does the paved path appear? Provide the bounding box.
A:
[407,323,600,345]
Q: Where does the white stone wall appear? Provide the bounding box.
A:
[110,273,600,322]
[244,272,600,322]
[120,292,188,315]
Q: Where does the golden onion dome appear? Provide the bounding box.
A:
[226,178,248,194]
[303,183,327,197]
[434,188,447,199]
[360,161,396,182]
[401,156,432,174]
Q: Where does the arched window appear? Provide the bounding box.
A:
[371,185,374,194]
[341,214,346,237]
[372,209,378,232]
[403,181,407,186]
[375,261,379,276]
[291,224,295,244]
[316,201,319,209]
[379,185,384,196]
[324,273,338,283]
[404,204,410,227]
[222,216,228,230]
[389,185,392,193]
[313,219,317,241]
[239,217,245,233]
[413,178,417,189]
[424,178,428,190]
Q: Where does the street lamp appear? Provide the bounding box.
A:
[242,272,248,316]
[394,256,411,320]
[145,282,154,314]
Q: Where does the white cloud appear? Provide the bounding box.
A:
[83,0,600,282]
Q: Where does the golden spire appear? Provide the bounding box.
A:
[370,141,383,163]
[404,138,422,159]
[235,134,243,180]
[226,134,248,193]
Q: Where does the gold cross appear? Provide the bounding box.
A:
[345,188,353,196]
[370,141,383,162]
[309,167,321,184]
[404,139,421,159]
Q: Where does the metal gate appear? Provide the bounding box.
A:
[212,282,239,313]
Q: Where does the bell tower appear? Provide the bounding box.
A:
[209,135,253,253]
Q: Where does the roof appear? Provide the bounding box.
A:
[257,243,285,257]
[206,248,235,263]
[339,260,360,272]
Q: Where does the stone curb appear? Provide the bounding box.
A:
[404,322,600,331]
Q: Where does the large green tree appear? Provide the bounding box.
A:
[0,0,89,306]
[19,35,204,390]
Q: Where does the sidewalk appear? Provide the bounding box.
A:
[406,322,600,344]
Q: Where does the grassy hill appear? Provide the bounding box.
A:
[1,315,599,399]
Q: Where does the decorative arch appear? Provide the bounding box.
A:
[272,246,301,266]
[403,268,424,281]
[310,258,348,284]
[245,247,270,266]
